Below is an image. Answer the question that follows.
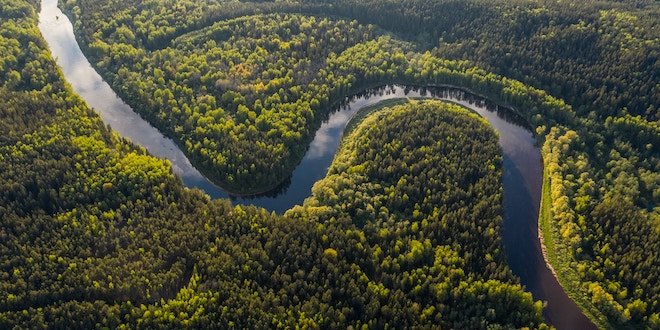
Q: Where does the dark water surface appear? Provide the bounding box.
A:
[38,0,594,327]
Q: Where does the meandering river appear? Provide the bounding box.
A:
[38,0,595,328]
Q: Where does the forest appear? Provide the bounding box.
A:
[0,0,550,328]
[1,0,658,328]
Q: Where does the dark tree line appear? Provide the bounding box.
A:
[1,0,658,327]
[1,1,548,328]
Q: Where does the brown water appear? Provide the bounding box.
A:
[38,0,595,327]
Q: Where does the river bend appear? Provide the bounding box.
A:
[38,0,594,328]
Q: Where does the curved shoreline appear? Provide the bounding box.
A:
[58,0,535,198]
[538,165,609,329]
[348,97,599,330]
[38,0,595,327]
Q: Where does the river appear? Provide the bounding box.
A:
[37,0,595,328]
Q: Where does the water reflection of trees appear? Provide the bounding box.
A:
[230,175,293,200]
[334,84,533,131]
[244,84,535,200]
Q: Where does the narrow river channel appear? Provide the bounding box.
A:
[38,0,595,327]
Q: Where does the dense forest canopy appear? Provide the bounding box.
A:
[63,0,659,120]
[0,0,658,328]
[0,4,548,324]
[60,0,659,193]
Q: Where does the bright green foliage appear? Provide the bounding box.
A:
[0,1,548,328]
[289,100,506,276]
[541,126,659,328]
[0,0,209,311]
[65,0,659,120]
[70,10,378,193]
[1,0,658,327]
[310,0,658,120]
[288,100,543,327]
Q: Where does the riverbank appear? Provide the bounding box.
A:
[40,0,593,326]
[330,95,599,330]
[539,165,611,329]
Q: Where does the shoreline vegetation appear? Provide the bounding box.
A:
[1,3,552,325]
[61,2,570,195]
[60,2,650,327]
[1,0,656,328]
[349,97,613,329]
[539,162,612,329]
